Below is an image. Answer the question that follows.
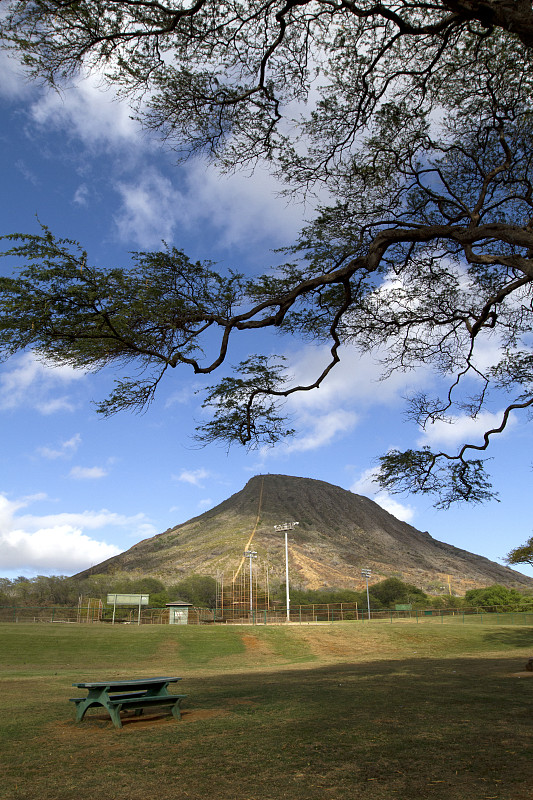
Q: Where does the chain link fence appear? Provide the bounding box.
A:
[2,602,533,625]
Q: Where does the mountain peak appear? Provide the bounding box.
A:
[75,474,532,593]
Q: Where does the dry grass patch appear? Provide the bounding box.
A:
[1,622,533,800]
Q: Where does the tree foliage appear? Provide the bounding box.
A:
[0,572,220,608]
[505,536,533,569]
[167,574,218,607]
[2,1,533,504]
[464,583,533,610]
[368,577,427,608]
[285,578,435,609]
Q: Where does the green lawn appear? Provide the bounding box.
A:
[1,621,532,800]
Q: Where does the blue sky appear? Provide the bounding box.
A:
[0,50,532,583]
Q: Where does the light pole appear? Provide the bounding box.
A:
[244,550,257,613]
[274,522,299,622]
[361,568,372,620]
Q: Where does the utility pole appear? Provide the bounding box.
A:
[244,550,257,613]
[274,522,299,622]
[361,568,372,620]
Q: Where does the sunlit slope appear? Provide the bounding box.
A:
[74,474,532,591]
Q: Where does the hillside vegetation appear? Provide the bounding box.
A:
[4,574,533,615]
[73,475,533,593]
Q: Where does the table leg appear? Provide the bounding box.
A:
[107,703,124,729]
[74,687,115,724]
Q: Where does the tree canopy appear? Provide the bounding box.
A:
[1,1,533,505]
[506,536,533,570]
[464,584,533,611]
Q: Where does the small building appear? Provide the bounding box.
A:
[166,601,194,625]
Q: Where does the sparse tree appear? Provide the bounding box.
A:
[1,2,533,505]
[506,536,533,569]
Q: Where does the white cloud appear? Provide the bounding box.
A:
[252,342,429,456]
[0,352,85,414]
[30,71,141,148]
[37,433,82,460]
[263,408,359,457]
[285,343,431,414]
[69,466,108,480]
[174,468,211,488]
[113,159,306,252]
[376,495,416,523]
[35,397,79,415]
[0,494,154,574]
[281,329,521,461]
[114,168,188,248]
[14,507,151,533]
[6,54,305,254]
[164,383,202,408]
[73,183,90,206]
[288,409,359,453]
[467,334,508,375]
[350,468,415,523]
[273,340,520,460]
[0,50,34,100]
[350,468,385,498]
[180,159,306,251]
[0,525,119,573]
[418,410,516,448]
[15,159,39,185]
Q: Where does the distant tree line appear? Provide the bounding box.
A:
[2,574,532,612]
[0,573,218,609]
[281,578,428,611]
[281,579,533,612]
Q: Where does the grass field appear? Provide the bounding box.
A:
[1,620,532,800]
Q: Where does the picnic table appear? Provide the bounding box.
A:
[70,677,186,729]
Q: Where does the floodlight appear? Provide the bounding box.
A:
[275,522,299,622]
[361,568,372,620]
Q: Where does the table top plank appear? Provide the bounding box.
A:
[72,676,181,689]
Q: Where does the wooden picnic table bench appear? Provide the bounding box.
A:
[70,677,186,729]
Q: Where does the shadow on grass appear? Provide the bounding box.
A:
[180,654,533,799]
[3,653,533,800]
[479,626,533,648]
